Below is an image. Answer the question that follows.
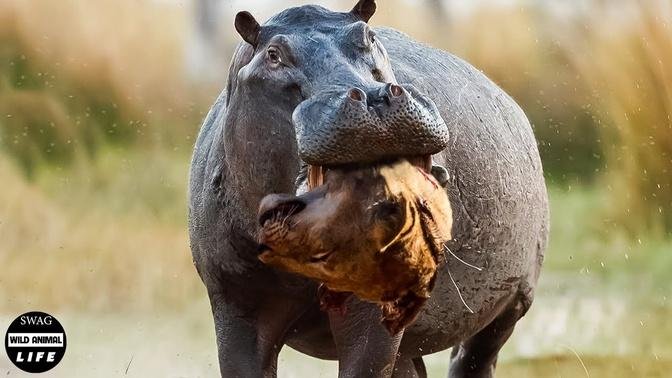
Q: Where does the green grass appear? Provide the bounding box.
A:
[545,185,672,287]
[0,151,200,313]
[33,146,192,225]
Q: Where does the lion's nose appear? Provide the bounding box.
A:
[258,194,306,226]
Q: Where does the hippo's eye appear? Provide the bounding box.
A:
[369,31,376,44]
[267,47,281,64]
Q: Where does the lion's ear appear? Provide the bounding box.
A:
[235,11,261,47]
[351,0,376,23]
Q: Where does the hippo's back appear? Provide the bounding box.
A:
[376,28,549,354]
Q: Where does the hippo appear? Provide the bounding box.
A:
[188,1,549,377]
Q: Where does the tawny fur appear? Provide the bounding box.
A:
[258,160,452,333]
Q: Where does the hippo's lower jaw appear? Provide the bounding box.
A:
[292,83,449,166]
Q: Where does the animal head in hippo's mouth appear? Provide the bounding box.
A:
[228,0,449,170]
[256,159,453,334]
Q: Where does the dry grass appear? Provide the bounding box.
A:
[0,0,190,114]
[0,153,203,313]
[0,0,205,174]
[0,0,207,314]
[497,354,672,378]
[554,1,672,234]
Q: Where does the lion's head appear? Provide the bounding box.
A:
[257,159,452,333]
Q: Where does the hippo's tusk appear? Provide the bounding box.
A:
[308,165,324,189]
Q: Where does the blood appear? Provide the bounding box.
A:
[317,284,351,316]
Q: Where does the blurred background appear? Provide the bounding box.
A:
[0,0,670,376]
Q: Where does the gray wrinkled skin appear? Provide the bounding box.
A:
[295,83,448,164]
[188,2,549,377]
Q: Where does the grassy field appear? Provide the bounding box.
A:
[1,0,671,376]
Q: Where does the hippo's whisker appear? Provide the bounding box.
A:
[444,245,483,271]
[447,267,474,314]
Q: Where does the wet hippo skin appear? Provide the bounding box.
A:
[188,1,549,377]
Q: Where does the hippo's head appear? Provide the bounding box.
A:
[226,0,448,185]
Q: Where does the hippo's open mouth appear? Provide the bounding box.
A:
[304,155,433,189]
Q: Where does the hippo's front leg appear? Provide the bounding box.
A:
[208,285,308,378]
[328,296,403,378]
[208,291,265,377]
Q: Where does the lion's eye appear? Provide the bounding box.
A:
[268,47,281,64]
[374,200,401,219]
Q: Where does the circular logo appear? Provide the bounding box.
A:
[4,311,66,373]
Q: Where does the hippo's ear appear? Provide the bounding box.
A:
[351,0,376,23]
[235,11,261,47]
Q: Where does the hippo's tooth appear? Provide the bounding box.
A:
[308,165,324,189]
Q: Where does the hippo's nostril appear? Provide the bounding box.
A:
[389,84,403,97]
[348,88,366,102]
